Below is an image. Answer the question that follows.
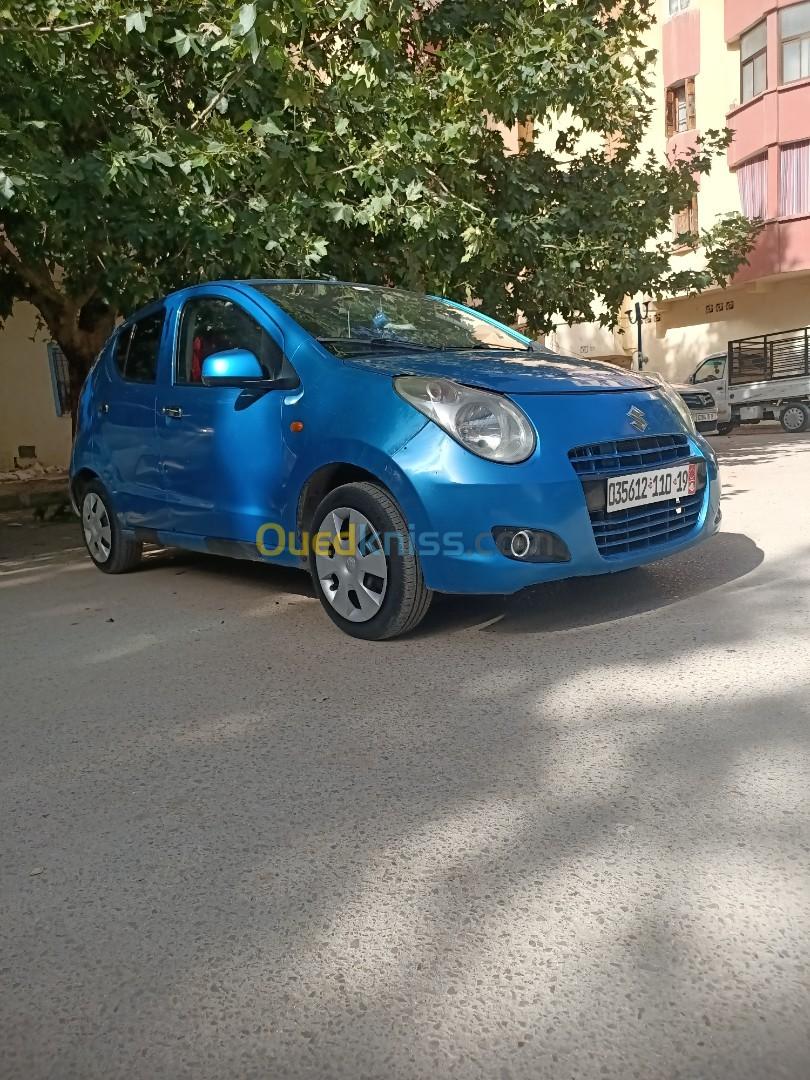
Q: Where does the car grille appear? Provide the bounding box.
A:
[568,435,703,557]
[679,391,715,409]
[568,434,691,478]
[588,490,704,556]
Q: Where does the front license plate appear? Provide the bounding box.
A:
[693,410,717,423]
[607,463,698,513]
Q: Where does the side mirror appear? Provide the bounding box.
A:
[201,349,265,387]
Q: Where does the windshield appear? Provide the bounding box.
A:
[255,282,529,357]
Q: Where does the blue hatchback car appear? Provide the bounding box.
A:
[71,280,720,639]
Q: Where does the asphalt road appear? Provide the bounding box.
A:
[2,430,809,1080]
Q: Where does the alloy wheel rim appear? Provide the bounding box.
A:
[314,506,388,623]
[82,492,112,563]
[783,407,804,431]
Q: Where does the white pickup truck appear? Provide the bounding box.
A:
[685,326,810,434]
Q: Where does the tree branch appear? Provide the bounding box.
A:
[191,58,253,131]
[0,20,95,34]
[0,234,61,302]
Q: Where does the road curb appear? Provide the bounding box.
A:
[0,479,70,513]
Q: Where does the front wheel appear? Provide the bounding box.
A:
[309,482,432,640]
[80,480,142,573]
[780,402,809,434]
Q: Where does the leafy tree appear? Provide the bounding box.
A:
[0,0,757,423]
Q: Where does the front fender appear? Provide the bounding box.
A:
[285,435,434,540]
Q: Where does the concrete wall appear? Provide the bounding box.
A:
[0,304,72,471]
[650,272,810,380]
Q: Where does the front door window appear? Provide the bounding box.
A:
[693,358,726,384]
[175,297,283,384]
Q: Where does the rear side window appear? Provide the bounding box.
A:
[114,309,165,383]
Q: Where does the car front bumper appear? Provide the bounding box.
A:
[391,389,721,595]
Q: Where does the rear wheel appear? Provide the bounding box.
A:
[80,480,142,573]
[780,402,809,434]
[309,481,432,640]
[716,421,736,436]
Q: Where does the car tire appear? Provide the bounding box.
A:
[308,481,433,641]
[79,480,142,573]
[780,402,809,434]
[716,421,735,436]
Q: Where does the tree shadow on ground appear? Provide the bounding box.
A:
[2,444,808,1080]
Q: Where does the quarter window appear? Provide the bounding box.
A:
[176,297,284,385]
[781,2,810,83]
[741,21,767,103]
[114,309,165,383]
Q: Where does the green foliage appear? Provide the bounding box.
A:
[0,0,758,380]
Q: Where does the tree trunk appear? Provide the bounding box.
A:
[43,299,117,437]
[61,344,95,438]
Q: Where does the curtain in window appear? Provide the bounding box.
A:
[736,155,767,220]
[780,141,810,217]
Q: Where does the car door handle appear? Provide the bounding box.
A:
[161,406,184,419]
[98,402,109,415]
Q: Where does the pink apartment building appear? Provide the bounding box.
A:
[551,0,810,381]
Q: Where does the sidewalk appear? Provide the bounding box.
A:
[0,470,69,513]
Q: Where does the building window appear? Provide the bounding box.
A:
[781,2,810,83]
[47,343,71,417]
[669,0,690,14]
[780,140,810,217]
[741,21,767,102]
[736,154,768,219]
[665,79,696,137]
[674,194,699,242]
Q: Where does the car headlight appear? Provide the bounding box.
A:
[394,376,536,463]
[657,383,697,436]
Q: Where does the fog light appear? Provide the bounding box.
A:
[510,530,532,559]
[492,527,571,563]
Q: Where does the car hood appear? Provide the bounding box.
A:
[340,348,656,395]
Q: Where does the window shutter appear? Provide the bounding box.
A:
[665,89,676,137]
[686,77,696,130]
[689,194,699,234]
[517,118,534,153]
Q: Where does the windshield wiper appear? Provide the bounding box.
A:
[450,344,530,352]
[317,336,436,353]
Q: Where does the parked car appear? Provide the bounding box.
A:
[71,280,721,640]
[673,386,718,434]
[688,328,810,434]
[625,369,718,434]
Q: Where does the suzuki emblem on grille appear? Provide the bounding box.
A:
[627,406,648,432]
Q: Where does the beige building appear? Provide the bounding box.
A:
[0,302,72,472]
[550,0,810,383]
